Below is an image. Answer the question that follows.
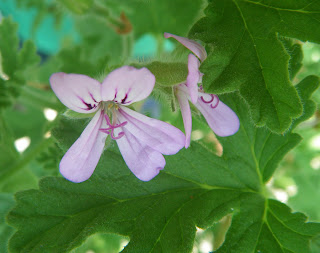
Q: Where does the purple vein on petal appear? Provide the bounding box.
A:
[77,95,97,111]
[89,92,98,103]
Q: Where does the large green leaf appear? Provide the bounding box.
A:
[189,0,320,133]
[6,75,320,252]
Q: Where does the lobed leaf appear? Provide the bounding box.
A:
[189,0,320,133]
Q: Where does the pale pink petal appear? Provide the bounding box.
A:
[176,89,192,148]
[101,66,155,105]
[195,92,240,137]
[114,126,165,181]
[60,109,107,183]
[50,73,101,113]
[116,106,185,154]
[164,32,207,62]
[186,54,200,104]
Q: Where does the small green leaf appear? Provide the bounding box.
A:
[17,40,40,72]
[0,18,19,77]
[189,0,320,133]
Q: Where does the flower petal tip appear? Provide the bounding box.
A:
[163,32,207,62]
[163,32,171,39]
[136,167,164,182]
[59,158,93,183]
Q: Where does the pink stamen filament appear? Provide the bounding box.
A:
[200,94,220,109]
[100,114,128,140]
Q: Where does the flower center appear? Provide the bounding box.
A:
[200,94,219,108]
[99,114,127,140]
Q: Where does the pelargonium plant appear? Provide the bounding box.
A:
[2,1,320,253]
[49,35,240,183]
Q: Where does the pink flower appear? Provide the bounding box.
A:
[50,66,185,183]
[164,33,240,148]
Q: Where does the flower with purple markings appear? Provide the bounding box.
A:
[50,66,185,183]
[164,33,240,148]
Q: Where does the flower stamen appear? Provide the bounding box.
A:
[200,94,219,109]
[100,114,127,140]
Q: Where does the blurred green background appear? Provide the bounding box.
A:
[0,0,319,252]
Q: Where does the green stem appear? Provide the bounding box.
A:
[92,3,124,29]
[156,33,165,55]
[0,112,19,157]
[122,35,128,59]
[128,32,134,57]
[122,33,134,59]
[0,137,54,183]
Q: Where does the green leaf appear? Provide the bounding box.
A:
[248,199,319,253]
[0,193,15,253]
[0,113,19,169]
[7,75,320,252]
[0,18,19,78]
[0,17,40,109]
[17,40,40,73]
[189,0,320,133]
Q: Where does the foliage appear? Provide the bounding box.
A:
[7,81,320,252]
[0,0,320,252]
